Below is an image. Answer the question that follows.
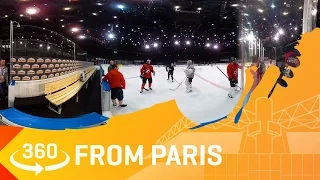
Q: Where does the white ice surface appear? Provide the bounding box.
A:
[102,64,244,124]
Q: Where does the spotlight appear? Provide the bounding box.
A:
[64,7,71,10]
[153,43,158,48]
[206,43,211,47]
[174,41,180,45]
[26,7,40,15]
[186,41,191,45]
[145,45,150,49]
[213,45,219,49]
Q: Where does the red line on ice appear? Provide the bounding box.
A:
[195,74,229,91]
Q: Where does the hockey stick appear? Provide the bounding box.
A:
[170,77,187,91]
[215,63,242,90]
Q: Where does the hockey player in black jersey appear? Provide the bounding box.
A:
[166,63,175,82]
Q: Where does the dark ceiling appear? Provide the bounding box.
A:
[0,0,240,61]
[0,0,318,61]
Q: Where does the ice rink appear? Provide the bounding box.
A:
[102,64,244,123]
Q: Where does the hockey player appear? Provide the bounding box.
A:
[103,64,127,107]
[184,60,196,92]
[227,57,242,98]
[140,59,155,93]
[108,60,115,72]
[166,63,174,82]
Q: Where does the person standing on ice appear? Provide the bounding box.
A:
[108,60,115,72]
[227,57,242,98]
[184,60,195,92]
[103,64,127,107]
[140,59,155,93]
[166,63,174,82]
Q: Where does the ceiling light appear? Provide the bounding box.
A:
[113,16,117,19]
[271,4,275,8]
[78,35,86,39]
[108,33,115,39]
[145,45,150,49]
[26,7,40,15]
[245,32,254,41]
[20,14,24,17]
[60,19,64,21]
[312,8,317,16]
[71,27,79,32]
[258,9,263,13]
[97,3,103,6]
[231,4,239,7]
[283,12,289,15]
[45,18,49,21]
[64,7,71,10]
[47,46,51,50]
[174,41,179,45]
[117,4,125,9]
[39,44,43,47]
[186,41,191,45]
[197,7,202,10]
[175,6,180,9]
[206,43,211,47]
[278,29,284,35]
[92,13,98,16]
[62,25,65,27]
[153,43,158,47]
[213,45,218,49]
[4,15,8,18]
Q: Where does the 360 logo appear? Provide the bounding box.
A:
[10,143,70,175]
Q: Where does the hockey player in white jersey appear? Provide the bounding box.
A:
[184,60,196,92]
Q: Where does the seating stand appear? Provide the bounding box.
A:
[45,66,96,114]
[48,102,62,114]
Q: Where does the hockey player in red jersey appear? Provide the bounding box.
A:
[227,57,242,98]
[140,59,155,93]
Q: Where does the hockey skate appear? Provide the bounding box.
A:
[186,84,192,93]
[149,87,153,90]
[228,93,233,98]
